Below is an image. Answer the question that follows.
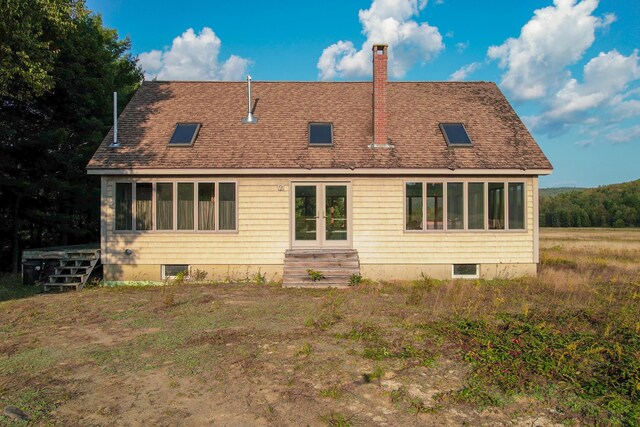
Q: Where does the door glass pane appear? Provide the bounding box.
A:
[136,183,152,230]
[488,183,505,230]
[508,183,525,229]
[406,182,423,230]
[115,183,132,230]
[156,183,173,230]
[295,186,317,240]
[447,183,464,230]
[426,183,443,230]
[198,183,215,230]
[326,185,347,241]
[177,183,194,230]
[468,182,484,230]
[219,183,236,230]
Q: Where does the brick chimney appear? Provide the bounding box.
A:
[371,44,389,147]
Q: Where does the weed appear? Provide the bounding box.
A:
[348,274,362,286]
[362,365,385,383]
[307,269,325,282]
[320,385,343,399]
[190,269,208,282]
[296,343,313,357]
[320,411,353,427]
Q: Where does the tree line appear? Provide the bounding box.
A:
[540,180,640,227]
[1,0,142,272]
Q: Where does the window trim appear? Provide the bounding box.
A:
[439,123,473,147]
[452,264,479,279]
[308,122,334,146]
[403,179,527,233]
[112,179,238,234]
[168,123,201,147]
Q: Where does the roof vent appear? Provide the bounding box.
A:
[109,91,120,147]
[242,75,258,124]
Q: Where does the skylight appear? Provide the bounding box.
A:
[440,123,472,146]
[169,123,200,146]
[309,123,333,145]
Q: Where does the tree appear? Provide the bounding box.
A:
[0,2,142,272]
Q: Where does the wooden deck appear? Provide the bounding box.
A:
[22,244,101,291]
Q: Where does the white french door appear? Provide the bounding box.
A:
[291,183,351,248]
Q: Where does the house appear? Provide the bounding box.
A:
[87,45,552,286]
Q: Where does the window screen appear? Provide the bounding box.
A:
[219,183,236,230]
[309,123,333,145]
[508,183,525,230]
[115,183,132,230]
[405,182,423,230]
[136,183,152,230]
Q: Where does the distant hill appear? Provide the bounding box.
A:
[539,187,587,198]
[540,179,640,227]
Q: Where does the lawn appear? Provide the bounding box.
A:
[1,228,639,426]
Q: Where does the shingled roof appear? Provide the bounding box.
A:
[87,80,552,173]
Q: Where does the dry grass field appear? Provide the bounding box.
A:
[1,228,639,426]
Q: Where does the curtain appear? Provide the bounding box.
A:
[219,201,235,230]
[177,183,194,230]
[199,201,214,230]
[136,183,152,230]
[156,183,173,230]
[115,183,132,230]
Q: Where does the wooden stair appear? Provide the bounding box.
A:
[283,249,360,288]
[44,249,101,291]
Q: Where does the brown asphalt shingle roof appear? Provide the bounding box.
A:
[87,81,552,172]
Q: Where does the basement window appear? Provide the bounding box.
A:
[440,123,472,146]
[162,264,189,280]
[452,264,479,279]
[309,123,333,145]
[169,123,200,146]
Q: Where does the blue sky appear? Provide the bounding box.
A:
[87,0,640,188]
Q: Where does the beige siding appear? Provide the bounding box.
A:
[102,177,289,268]
[102,175,538,281]
[352,177,535,265]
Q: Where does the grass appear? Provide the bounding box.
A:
[0,274,41,302]
[0,228,638,425]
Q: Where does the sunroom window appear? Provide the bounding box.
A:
[115,183,132,230]
[219,183,237,230]
[136,183,152,230]
[405,182,423,230]
[156,183,174,230]
[426,183,443,230]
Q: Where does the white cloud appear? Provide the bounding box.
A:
[138,27,250,81]
[608,125,640,143]
[317,0,444,80]
[449,62,481,81]
[529,49,640,133]
[455,41,468,53]
[488,0,615,101]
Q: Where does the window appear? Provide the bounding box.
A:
[177,183,195,230]
[509,183,525,230]
[115,183,132,230]
[405,182,423,230]
[169,123,200,145]
[447,183,464,230]
[198,183,215,230]
[114,181,237,232]
[162,264,189,279]
[452,264,479,279]
[219,183,236,230]
[488,183,505,230]
[404,181,525,232]
[136,183,152,230]
[309,123,333,145]
[156,183,174,230]
[426,183,443,230]
[468,182,484,230]
[440,123,472,146]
